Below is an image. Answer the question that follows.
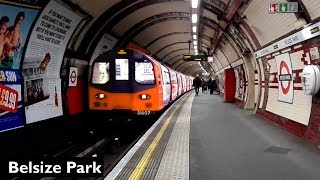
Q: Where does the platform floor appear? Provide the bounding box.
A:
[105,91,320,180]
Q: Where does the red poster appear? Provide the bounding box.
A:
[0,84,18,113]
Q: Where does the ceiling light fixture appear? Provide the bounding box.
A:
[193,40,197,46]
[191,0,198,8]
[193,35,197,40]
[192,14,198,23]
[192,26,197,32]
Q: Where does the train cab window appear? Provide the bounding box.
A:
[115,58,129,80]
[92,62,109,84]
[135,60,155,84]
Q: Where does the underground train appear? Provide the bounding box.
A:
[88,48,194,116]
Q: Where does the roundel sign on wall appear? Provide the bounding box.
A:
[302,65,320,95]
[69,67,78,87]
[279,60,292,95]
[275,53,294,104]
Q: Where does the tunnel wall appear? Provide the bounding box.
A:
[243,0,298,47]
[221,41,240,64]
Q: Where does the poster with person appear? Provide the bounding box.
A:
[22,0,82,124]
[0,1,41,69]
[0,1,46,132]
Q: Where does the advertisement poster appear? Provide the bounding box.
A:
[234,65,244,101]
[22,0,82,124]
[275,53,294,103]
[0,69,23,132]
[218,73,225,93]
[89,33,117,65]
[0,1,41,69]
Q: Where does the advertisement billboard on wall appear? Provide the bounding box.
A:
[0,1,41,69]
[0,0,47,132]
[0,69,23,132]
[275,53,294,104]
[89,33,118,65]
[234,65,245,101]
[22,0,82,124]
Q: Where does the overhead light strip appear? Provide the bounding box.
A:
[191,0,199,58]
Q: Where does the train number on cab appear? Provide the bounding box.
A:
[137,111,151,115]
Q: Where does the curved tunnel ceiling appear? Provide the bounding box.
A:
[75,0,238,76]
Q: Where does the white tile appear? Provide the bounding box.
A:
[266,89,312,125]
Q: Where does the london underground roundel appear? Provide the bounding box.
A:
[275,53,294,103]
[302,65,320,95]
[279,61,291,95]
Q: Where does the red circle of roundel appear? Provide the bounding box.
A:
[70,70,76,83]
[279,61,290,95]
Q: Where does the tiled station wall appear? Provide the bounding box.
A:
[231,0,320,147]
[220,42,239,63]
[256,39,320,146]
[302,0,320,20]
[216,49,230,67]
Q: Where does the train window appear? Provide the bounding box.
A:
[92,62,109,84]
[171,73,177,84]
[115,59,129,80]
[165,72,170,84]
[135,61,155,84]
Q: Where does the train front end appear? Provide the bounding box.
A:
[88,49,162,116]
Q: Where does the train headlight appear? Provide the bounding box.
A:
[96,93,106,99]
[140,94,151,100]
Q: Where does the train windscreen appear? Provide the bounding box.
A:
[135,60,155,84]
[115,58,129,80]
[92,62,109,84]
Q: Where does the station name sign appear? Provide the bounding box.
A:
[183,54,210,61]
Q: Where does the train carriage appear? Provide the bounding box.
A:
[89,49,192,116]
[89,49,162,114]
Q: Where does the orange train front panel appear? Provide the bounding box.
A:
[89,86,163,112]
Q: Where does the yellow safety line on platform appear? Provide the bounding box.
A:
[128,93,190,180]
